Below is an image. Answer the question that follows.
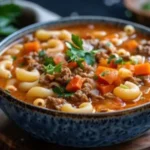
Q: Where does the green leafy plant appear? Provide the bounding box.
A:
[66,34,99,67]
[53,86,73,97]
[0,3,22,36]
[107,54,124,65]
[142,2,150,11]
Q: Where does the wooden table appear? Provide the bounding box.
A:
[0,109,150,150]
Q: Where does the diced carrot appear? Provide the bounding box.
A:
[24,41,40,53]
[66,75,84,92]
[96,66,118,84]
[99,58,108,67]
[97,84,115,95]
[119,64,135,73]
[68,62,77,68]
[114,76,122,86]
[124,40,138,53]
[134,63,150,75]
[109,60,117,68]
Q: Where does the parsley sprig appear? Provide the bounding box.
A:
[38,50,62,74]
[107,54,124,65]
[44,63,62,74]
[53,86,73,97]
[0,4,22,36]
[66,34,99,67]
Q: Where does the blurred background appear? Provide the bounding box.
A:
[30,0,128,19]
[0,0,150,39]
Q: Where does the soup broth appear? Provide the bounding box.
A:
[0,24,150,113]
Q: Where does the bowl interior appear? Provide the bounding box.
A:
[1,16,150,117]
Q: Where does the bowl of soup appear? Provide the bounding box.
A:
[0,16,150,147]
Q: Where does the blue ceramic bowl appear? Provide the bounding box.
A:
[0,16,150,147]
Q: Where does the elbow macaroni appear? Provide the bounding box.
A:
[19,80,39,92]
[27,86,54,99]
[113,81,141,101]
[33,98,46,107]
[61,102,93,113]
[47,39,64,54]
[0,60,13,79]
[15,68,40,82]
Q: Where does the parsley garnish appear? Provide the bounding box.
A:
[66,34,99,67]
[11,56,17,61]
[0,4,22,36]
[72,34,83,49]
[38,50,46,58]
[44,63,61,75]
[107,54,124,65]
[53,86,73,97]
[18,62,25,67]
[100,70,109,77]
[44,57,55,66]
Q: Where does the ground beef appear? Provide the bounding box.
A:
[69,78,97,102]
[39,74,55,86]
[137,40,150,56]
[55,66,72,84]
[88,92,104,100]
[127,76,143,85]
[104,92,116,99]
[73,64,95,78]
[82,78,96,94]
[95,51,109,63]
[143,75,150,86]
[101,40,116,53]
[69,90,89,102]
[46,96,66,110]
[27,62,44,72]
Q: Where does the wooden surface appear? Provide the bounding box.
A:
[0,109,150,150]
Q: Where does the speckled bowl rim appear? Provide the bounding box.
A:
[0,16,150,118]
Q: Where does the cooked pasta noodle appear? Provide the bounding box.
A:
[61,102,93,113]
[15,68,40,82]
[27,86,54,99]
[0,60,13,79]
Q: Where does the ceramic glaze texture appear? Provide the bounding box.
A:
[1,96,150,147]
[0,16,150,147]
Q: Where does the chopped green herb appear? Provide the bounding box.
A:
[114,57,124,64]
[93,75,98,80]
[53,86,73,97]
[18,62,25,67]
[107,55,116,64]
[107,54,124,65]
[66,34,99,67]
[120,84,129,89]
[44,57,55,66]
[100,70,109,77]
[44,63,62,74]
[72,34,83,49]
[38,50,46,58]
[11,56,17,61]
